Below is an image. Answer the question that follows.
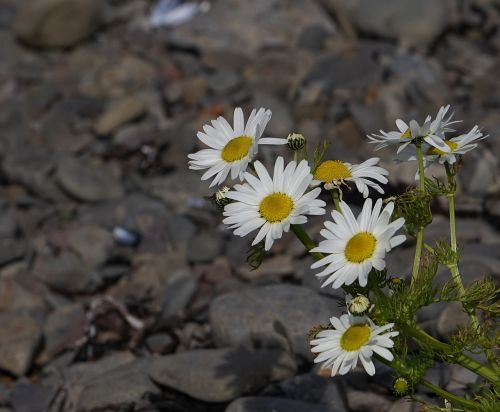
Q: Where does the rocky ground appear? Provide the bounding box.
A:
[0,0,499,411]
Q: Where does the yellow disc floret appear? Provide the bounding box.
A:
[345,232,377,263]
[259,193,294,222]
[313,160,352,183]
[221,136,253,162]
[426,140,458,156]
[340,324,371,351]
[401,128,412,139]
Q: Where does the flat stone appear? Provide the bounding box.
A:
[160,270,197,319]
[149,347,296,403]
[56,157,124,202]
[0,238,26,267]
[346,389,392,412]
[226,397,341,412]
[76,358,159,411]
[41,303,87,362]
[14,0,102,48]
[437,302,470,339]
[9,382,57,412]
[34,251,101,294]
[187,230,223,264]
[67,224,114,268]
[210,285,341,359]
[94,96,146,135]
[0,314,42,376]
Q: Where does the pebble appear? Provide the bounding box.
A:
[0,238,26,267]
[56,157,124,202]
[9,381,57,412]
[187,229,223,263]
[149,347,296,403]
[346,389,392,412]
[67,224,114,268]
[0,314,42,376]
[160,270,197,319]
[226,397,342,412]
[209,285,342,359]
[14,0,102,48]
[94,96,146,136]
[437,302,470,339]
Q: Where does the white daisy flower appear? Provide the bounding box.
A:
[346,293,372,316]
[425,125,487,165]
[310,198,405,289]
[312,158,389,198]
[188,107,285,187]
[222,157,326,251]
[367,105,460,154]
[311,314,398,376]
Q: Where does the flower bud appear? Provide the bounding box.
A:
[214,186,231,209]
[287,133,306,151]
[389,277,404,291]
[393,377,410,396]
[347,294,371,316]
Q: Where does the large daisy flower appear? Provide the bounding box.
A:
[312,158,389,198]
[367,105,459,154]
[188,107,284,187]
[425,125,487,165]
[311,314,398,376]
[223,157,326,251]
[310,198,405,289]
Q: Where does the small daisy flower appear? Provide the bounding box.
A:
[367,105,459,154]
[223,157,326,251]
[312,158,389,198]
[425,125,487,165]
[311,198,405,289]
[311,314,398,376]
[188,107,285,187]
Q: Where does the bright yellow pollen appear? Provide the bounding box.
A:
[259,193,293,222]
[313,160,352,183]
[426,140,458,156]
[401,128,412,139]
[340,324,371,351]
[345,232,376,263]
[221,136,253,162]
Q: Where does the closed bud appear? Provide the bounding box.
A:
[393,377,410,396]
[214,186,231,209]
[347,294,371,316]
[287,133,306,151]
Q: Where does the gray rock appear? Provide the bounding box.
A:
[9,382,57,412]
[346,389,392,412]
[226,397,341,412]
[210,285,342,359]
[298,25,329,51]
[150,347,296,403]
[41,304,87,362]
[94,96,146,135]
[0,238,26,267]
[337,0,451,48]
[14,0,102,48]
[160,270,197,319]
[76,357,159,412]
[187,230,223,263]
[34,251,101,294]
[252,92,293,139]
[437,302,470,339]
[207,69,242,94]
[145,333,175,354]
[0,314,42,376]
[67,224,114,268]
[56,157,124,202]
[0,207,17,238]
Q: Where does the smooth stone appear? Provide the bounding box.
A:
[160,270,197,319]
[94,96,146,135]
[0,314,42,376]
[67,224,114,268]
[40,303,87,362]
[226,397,341,412]
[56,157,124,202]
[346,389,392,412]
[76,358,159,411]
[150,347,296,403]
[145,333,175,354]
[14,0,102,48]
[437,302,470,339]
[34,251,101,294]
[0,238,26,267]
[187,230,223,263]
[210,285,342,359]
[9,382,57,412]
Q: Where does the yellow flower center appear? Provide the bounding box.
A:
[401,128,412,139]
[340,324,371,351]
[259,193,294,222]
[221,136,253,162]
[313,160,352,183]
[345,232,377,263]
[426,140,458,156]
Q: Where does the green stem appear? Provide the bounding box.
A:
[330,188,341,212]
[290,224,324,261]
[375,356,480,410]
[411,144,426,286]
[404,326,499,386]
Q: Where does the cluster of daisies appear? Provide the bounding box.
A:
[188,105,486,377]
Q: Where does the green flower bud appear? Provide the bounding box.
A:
[393,377,410,396]
[287,133,306,151]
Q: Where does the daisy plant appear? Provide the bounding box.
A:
[189,106,499,411]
